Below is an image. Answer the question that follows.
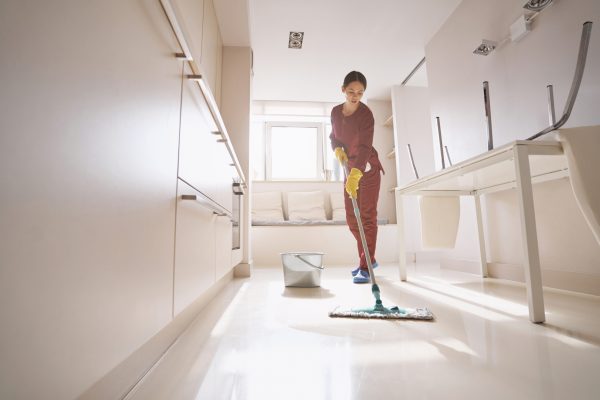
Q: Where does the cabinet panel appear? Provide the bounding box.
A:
[212,141,235,211]
[231,189,243,267]
[179,66,237,213]
[215,31,223,107]
[174,179,216,316]
[178,63,220,202]
[172,0,205,62]
[201,0,220,95]
[215,215,233,281]
[0,1,181,398]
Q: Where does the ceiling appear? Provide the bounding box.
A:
[214,0,462,102]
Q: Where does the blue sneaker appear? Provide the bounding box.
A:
[353,269,370,284]
[351,262,378,276]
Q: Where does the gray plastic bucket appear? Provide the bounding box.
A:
[281,252,325,287]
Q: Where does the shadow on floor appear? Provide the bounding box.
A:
[282,286,336,299]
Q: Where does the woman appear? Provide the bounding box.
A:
[330,71,383,284]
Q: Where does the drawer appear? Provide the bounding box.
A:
[173,179,217,316]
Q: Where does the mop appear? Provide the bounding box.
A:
[329,163,434,320]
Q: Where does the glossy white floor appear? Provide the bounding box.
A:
[128,263,600,400]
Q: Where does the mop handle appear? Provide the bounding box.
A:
[343,163,377,286]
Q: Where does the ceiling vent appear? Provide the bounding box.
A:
[288,32,304,49]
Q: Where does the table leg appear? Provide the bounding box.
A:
[514,145,546,323]
[474,194,489,277]
[394,192,407,281]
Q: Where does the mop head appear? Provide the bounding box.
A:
[329,305,434,320]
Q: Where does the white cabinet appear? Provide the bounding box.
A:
[172,0,222,103]
[173,179,217,316]
[200,0,221,96]
[0,1,182,398]
[213,140,238,211]
[0,0,245,398]
[178,63,220,203]
[178,68,240,215]
[174,178,236,309]
[172,0,205,62]
[175,60,240,311]
[215,214,233,281]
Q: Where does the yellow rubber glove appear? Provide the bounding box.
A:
[334,147,348,165]
[345,168,363,198]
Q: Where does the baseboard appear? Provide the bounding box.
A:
[486,262,524,282]
[234,262,252,278]
[414,251,442,263]
[488,262,600,297]
[440,258,483,275]
[78,271,235,400]
[441,259,600,296]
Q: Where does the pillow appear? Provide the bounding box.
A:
[287,191,327,221]
[252,191,284,222]
[332,209,346,221]
[329,192,346,221]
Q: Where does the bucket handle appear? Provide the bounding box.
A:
[293,254,324,270]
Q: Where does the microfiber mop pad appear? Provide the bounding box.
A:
[329,283,434,320]
[329,305,434,320]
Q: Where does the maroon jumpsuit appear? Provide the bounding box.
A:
[330,102,383,271]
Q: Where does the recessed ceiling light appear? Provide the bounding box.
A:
[289,31,304,49]
[523,0,553,12]
[473,40,497,56]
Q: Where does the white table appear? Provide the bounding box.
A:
[394,140,569,323]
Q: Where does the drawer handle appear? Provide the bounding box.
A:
[181,194,232,218]
[232,182,245,195]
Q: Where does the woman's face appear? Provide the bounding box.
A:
[342,81,365,104]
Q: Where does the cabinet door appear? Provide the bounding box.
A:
[215,215,233,281]
[0,1,181,398]
[172,0,205,62]
[178,63,220,202]
[178,63,234,212]
[212,140,235,211]
[231,190,244,267]
[173,179,216,316]
[201,0,220,95]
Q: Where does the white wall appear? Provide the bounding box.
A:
[391,86,437,256]
[425,0,600,291]
[251,224,399,266]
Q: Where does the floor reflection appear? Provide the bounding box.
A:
[128,263,600,400]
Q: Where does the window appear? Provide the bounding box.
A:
[251,120,265,180]
[250,101,341,182]
[324,122,342,182]
[266,123,324,180]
